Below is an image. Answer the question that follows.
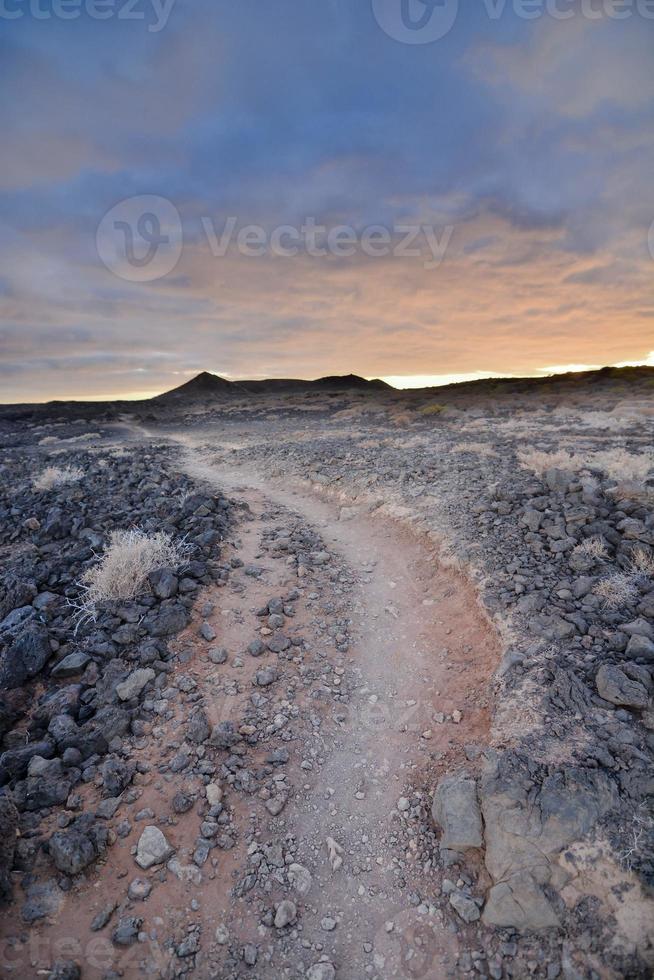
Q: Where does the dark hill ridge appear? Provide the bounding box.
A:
[154,372,392,402]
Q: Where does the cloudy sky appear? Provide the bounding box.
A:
[1,0,653,401]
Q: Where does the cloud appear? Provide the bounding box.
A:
[1,3,653,401]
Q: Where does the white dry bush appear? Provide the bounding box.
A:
[33,465,84,491]
[518,447,652,483]
[571,536,608,565]
[451,441,498,457]
[594,573,640,610]
[593,547,654,610]
[76,528,187,621]
[629,546,654,578]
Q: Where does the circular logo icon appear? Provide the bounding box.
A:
[96,195,183,282]
[648,219,654,262]
[371,0,459,44]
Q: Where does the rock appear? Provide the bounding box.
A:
[244,943,258,966]
[0,739,54,785]
[274,899,297,928]
[431,773,483,850]
[480,753,617,931]
[306,962,336,980]
[115,668,155,702]
[128,877,152,901]
[288,863,313,896]
[47,961,81,980]
[135,826,174,869]
[186,708,210,744]
[208,647,228,664]
[90,902,118,931]
[247,638,265,657]
[21,879,63,923]
[215,924,230,944]
[596,664,649,708]
[0,625,52,688]
[148,567,178,599]
[265,795,287,816]
[49,818,107,875]
[483,871,559,930]
[112,915,142,945]
[200,622,216,641]
[172,792,194,814]
[51,651,90,678]
[210,721,242,750]
[626,634,654,661]
[254,666,278,687]
[449,889,481,923]
[206,782,223,807]
[0,793,19,902]
[146,604,188,636]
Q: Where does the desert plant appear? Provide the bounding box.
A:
[75,528,188,622]
[571,536,608,565]
[419,403,447,416]
[629,546,654,578]
[518,447,652,483]
[33,466,84,491]
[594,573,640,610]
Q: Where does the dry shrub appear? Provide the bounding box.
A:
[451,441,498,457]
[630,546,654,578]
[77,529,187,620]
[594,573,639,610]
[572,536,608,564]
[518,447,652,483]
[517,449,576,475]
[33,466,84,491]
[419,403,447,416]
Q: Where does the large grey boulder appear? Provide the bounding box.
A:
[135,826,174,869]
[431,773,483,850]
[483,871,559,930]
[480,752,618,931]
[596,664,649,708]
[116,668,155,702]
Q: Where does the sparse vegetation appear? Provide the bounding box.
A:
[594,573,640,610]
[451,441,498,457]
[571,536,608,565]
[33,465,84,491]
[420,403,447,416]
[518,447,652,483]
[76,528,187,621]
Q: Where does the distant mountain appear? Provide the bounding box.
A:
[154,372,391,402]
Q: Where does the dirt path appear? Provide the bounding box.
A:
[0,436,500,980]
[174,441,500,978]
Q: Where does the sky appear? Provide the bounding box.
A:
[1,0,654,401]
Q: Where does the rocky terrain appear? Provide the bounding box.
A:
[0,368,653,979]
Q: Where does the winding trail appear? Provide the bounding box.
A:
[175,437,500,978]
